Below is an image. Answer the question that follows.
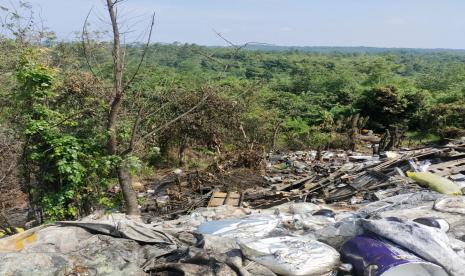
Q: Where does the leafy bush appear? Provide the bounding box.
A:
[17,49,113,220]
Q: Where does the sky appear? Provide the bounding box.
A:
[3,0,465,49]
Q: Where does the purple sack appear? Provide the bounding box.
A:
[341,234,448,276]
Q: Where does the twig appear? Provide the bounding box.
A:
[140,93,211,142]
[123,12,155,90]
[81,8,99,79]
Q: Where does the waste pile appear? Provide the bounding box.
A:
[249,142,465,208]
[2,141,465,275]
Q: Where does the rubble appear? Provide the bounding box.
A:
[2,141,465,275]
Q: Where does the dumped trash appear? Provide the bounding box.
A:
[58,214,176,244]
[413,217,450,232]
[239,236,340,276]
[0,225,161,275]
[341,234,448,276]
[407,171,462,195]
[3,141,465,275]
[434,196,465,215]
[361,218,465,276]
[197,215,279,238]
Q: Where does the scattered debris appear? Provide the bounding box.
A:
[239,236,340,276]
[207,191,243,207]
[3,141,465,275]
[341,234,448,276]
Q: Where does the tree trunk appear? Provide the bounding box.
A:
[106,0,124,155]
[316,146,322,161]
[106,0,140,216]
[272,124,280,150]
[178,140,186,167]
[117,162,139,216]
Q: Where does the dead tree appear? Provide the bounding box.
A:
[99,0,140,215]
[103,0,139,215]
[81,1,210,215]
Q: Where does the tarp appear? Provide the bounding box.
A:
[58,214,176,244]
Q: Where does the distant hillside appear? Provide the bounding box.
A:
[234,44,465,55]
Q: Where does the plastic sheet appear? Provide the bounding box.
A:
[58,214,176,244]
[196,215,279,238]
[341,234,448,276]
[361,218,465,276]
[434,197,465,215]
[239,236,340,276]
[0,224,170,276]
[0,226,41,252]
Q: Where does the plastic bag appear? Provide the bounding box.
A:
[361,218,465,276]
[341,234,447,276]
[407,172,462,195]
[239,236,340,276]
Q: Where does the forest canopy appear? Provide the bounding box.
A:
[1,1,465,220]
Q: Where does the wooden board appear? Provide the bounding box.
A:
[208,191,242,207]
[428,158,465,176]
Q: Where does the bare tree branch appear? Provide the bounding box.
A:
[105,0,139,215]
[121,106,143,156]
[139,93,210,143]
[213,29,252,51]
[123,12,155,90]
[191,47,226,66]
[81,8,99,79]
[139,100,170,124]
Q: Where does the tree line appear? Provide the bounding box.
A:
[1,1,464,222]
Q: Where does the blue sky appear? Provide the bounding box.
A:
[5,0,465,49]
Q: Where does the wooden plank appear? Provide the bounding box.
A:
[208,191,242,207]
[427,158,465,176]
[208,192,227,207]
[225,192,241,206]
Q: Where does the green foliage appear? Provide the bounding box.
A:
[5,38,465,221]
[308,128,331,149]
[428,102,465,131]
[357,86,424,130]
[124,155,143,176]
[17,49,113,221]
[146,146,162,166]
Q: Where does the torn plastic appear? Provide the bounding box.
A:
[283,213,335,232]
[239,236,340,276]
[270,202,321,215]
[341,234,448,276]
[316,216,364,250]
[357,192,443,218]
[409,159,432,172]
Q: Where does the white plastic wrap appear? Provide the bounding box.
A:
[239,236,340,276]
[196,215,279,238]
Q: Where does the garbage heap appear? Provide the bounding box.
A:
[2,142,465,275]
